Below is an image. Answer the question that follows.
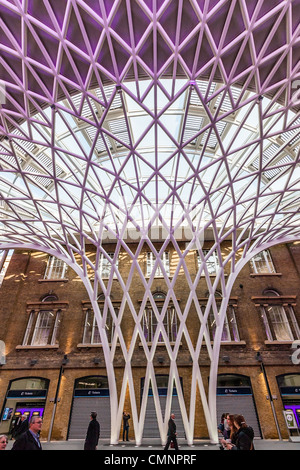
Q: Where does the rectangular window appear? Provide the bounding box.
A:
[99,253,118,279]
[198,250,220,275]
[22,307,63,347]
[250,250,275,274]
[143,306,178,343]
[83,309,115,344]
[44,256,67,280]
[146,252,170,277]
[207,306,240,342]
[31,311,56,346]
[262,305,295,341]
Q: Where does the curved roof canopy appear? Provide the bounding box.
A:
[0,0,300,252]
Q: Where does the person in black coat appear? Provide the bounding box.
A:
[164,413,178,451]
[11,416,43,450]
[225,414,255,451]
[84,412,100,450]
[12,414,29,440]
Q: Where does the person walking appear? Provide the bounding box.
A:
[224,414,254,450]
[122,410,130,441]
[11,416,43,450]
[164,413,178,451]
[0,435,8,450]
[84,412,100,450]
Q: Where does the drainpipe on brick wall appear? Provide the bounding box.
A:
[256,352,282,440]
[47,355,68,441]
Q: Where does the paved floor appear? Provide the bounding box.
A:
[5,438,300,451]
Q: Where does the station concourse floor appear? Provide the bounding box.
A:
[5,438,300,451]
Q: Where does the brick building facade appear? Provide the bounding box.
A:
[0,241,300,442]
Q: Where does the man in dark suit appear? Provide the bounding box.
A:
[164,413,178,451]
[12,414,29,440]
[84,412,100,450]
[11,416,43,450]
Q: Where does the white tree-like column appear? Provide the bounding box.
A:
[0,0,300,444]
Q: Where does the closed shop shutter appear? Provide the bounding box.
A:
[216,394,261,438]
[68,396,111,439]
[142,395,185,439]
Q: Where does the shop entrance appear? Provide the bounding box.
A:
[216,374,262,438]
[0,377,49,436]
[277,374,300,432]
[68,376,111,439]
[141,375,185,439]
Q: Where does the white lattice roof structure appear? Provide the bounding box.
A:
[0,0,300,444]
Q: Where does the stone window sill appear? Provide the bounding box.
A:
[264,340,295,345]
[250,273,282,277]
[16,344,59,350]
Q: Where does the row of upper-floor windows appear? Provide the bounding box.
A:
[20,289,300,348]
[43,249,277,280]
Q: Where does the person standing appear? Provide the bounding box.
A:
[122,411,130,441]
[84,412,100,450]
[164,413,178,451]
[12,414,29,440]
[11,416,43,450]
[225,414,254,450]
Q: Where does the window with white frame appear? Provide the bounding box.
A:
[82,306,117,344]
[200,292,240,343]
[99,252,118,279]
[146,251,170,277]
[142,292,178,343]
[198,249,220,275]
[23,309,62,346]
[250,250,276,274]
[208,305,240,342]
[22,294,66,347]
[44,256,68,280]
[259,290,300,342]
[0,250,13,287]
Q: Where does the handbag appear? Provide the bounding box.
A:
[170,441,175,448]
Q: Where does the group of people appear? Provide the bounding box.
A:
[0,410,254,451]
[0,410,131,451]
[218,412,255,450]
[1,415,43,450]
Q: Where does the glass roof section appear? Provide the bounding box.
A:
[0,0,299,250]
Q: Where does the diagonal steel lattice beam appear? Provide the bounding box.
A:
[0,0,300,444]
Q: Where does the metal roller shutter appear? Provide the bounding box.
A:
[142,395,185,439]
[216,394,261,437]
[68,397,111,439]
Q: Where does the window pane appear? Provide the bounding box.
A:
[22,311,35,345]
[268,305,293,341]
[83,309,93,343]
[251,250,275,273]
[200,250,220,275]
[32,311,54,345]
[147,252,170,277]
[44,256,67,279]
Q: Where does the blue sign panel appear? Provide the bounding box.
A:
[217,387,252,396]
[7,389,47,399]
[74,388,110,397]
[280,387,300,395]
